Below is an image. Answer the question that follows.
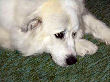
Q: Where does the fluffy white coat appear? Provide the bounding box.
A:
[0,0,110,66]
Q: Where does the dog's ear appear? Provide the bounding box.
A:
[21,16,42,32]
[28,17,42,30]
[21,10,42,32]
[22,17,42,32]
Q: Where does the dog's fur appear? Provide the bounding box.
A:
[0,0,110,66]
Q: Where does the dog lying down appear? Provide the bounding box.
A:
[0,0,110,67]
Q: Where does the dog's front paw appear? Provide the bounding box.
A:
[75,39,98,56]
[93,27,110,45]
[103,34,110,45]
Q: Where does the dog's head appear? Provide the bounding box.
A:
[20,0,84,67]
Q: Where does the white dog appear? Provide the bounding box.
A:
[0,0,110,67]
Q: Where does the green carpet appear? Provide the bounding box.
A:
[0,0,110,82]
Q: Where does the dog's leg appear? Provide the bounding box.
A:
[75,39,98,56]
[83,13,110,44]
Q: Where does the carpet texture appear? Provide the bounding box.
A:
[0,0,110,82]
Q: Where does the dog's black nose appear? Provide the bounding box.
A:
[66,55,77,65]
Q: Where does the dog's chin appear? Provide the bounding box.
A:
[55,62,73,67]
[56,62,68,67]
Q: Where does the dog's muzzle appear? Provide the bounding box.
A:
[66,55,77,65]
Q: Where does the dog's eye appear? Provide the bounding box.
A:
[72,32,77,38]
[54,31,65,39]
